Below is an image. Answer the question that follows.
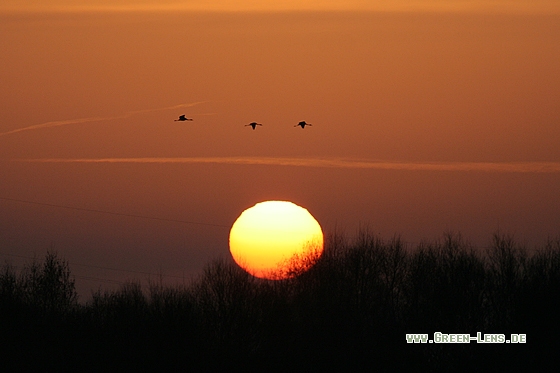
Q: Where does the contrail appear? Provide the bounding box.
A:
[14,157,560,173]
[0,116,117,137]
[0,101,209,137]
[126,101,210,115]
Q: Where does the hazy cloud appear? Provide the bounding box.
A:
[15,157,560,173]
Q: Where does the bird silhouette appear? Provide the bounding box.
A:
[295,121,312,129]
[245,122,263,130]
[174,115,193,121]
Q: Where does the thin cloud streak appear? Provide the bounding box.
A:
[0,116,115,137]
[15,157,560,173]
[0,101,209,138]
[128,101,210,115]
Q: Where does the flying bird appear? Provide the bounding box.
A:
[295,121,312,129]
[245,122,263,130]
[174,115,193,121]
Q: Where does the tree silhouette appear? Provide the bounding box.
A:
[1,233,560,370]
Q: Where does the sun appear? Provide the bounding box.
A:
[229,201,324,280]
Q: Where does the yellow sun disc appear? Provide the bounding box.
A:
[229,201,324,279]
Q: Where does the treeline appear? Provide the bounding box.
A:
[1,232,559,371]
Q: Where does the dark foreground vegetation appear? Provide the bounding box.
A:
[1,232,559,371]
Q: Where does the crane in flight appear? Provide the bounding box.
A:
[245,122,263,130]
[295,121,312,129]
[175,115,193,121]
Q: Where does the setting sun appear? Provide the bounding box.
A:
[229,201,324,279]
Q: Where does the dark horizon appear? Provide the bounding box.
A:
[2,219,559,300]
[1,231,558,370]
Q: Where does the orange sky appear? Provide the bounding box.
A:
[1,5,559,297]
[2,0,560,13]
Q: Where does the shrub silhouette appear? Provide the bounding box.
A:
[1,233,559,371]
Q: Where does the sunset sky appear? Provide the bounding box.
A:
[2,1,560,13]
[1,1,559,298]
